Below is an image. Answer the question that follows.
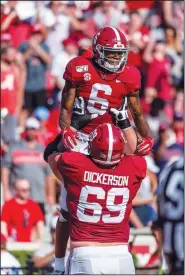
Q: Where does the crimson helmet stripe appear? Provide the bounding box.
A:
[107,124,113,162]
[110,26,121,41]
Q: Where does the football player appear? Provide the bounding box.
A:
[44,106,152,274]
[45,96,153,274]
[46,123,147,274]
[59,26,152,153]
[157,157,184,275]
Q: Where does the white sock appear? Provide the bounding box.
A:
[54,257,65,272]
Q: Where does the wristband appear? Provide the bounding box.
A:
[118,118,131,130]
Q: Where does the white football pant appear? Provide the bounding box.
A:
[65,245,135,275]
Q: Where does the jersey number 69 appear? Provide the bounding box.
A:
[77,185,129,223]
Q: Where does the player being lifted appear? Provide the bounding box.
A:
[59,26,153,152]
[45,123,147,274]
[51,26,153,274]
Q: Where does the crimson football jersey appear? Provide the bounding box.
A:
[57,152,146,243]
[63,57,141,134]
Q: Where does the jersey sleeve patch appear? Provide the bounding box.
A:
[63,57,90,87]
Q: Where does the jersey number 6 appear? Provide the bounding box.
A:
[77,185,129,223]
[87,83,112,115]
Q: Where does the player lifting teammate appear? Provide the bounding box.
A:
[45,123,147,274]
[46,26,154,273]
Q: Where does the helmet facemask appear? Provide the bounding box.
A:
[95,44,129,73]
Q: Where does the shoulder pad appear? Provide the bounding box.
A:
[118,64,141,94]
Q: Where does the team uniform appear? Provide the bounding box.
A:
[57,151,146,274]
[64,56,140,136]
[157,157,184,274]
[62,56,140,157]
[60,27,141,224]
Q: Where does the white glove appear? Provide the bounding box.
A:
[110,97,129,121]
[73,96,85,115]
[110,97,131,129]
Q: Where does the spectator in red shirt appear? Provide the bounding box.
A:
[1,178,44,242]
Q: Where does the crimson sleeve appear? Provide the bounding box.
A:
[132,156,147,181]
[57,152,81,183]
[124,66,141,94]
[63,60,76,87]
[1,202,11,223]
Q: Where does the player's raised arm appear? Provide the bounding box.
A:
[127,90,151,137]
[59,80,76,129]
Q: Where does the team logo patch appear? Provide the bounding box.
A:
[76,65,88,72]
[84,73,91,81]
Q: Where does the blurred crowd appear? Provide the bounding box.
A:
[0,0,184,271]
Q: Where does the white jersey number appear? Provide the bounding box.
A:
[87,83,112,115]
[77,185,129,223]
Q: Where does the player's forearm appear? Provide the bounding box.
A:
[133,114,151,137]
[48,153,63,181]
[128,90,151,137]
[59,108,72,129]
[59,83,76,129]
[122,127,137,154]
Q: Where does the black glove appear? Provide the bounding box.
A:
[71,96,98,130]
[43,134,61,163]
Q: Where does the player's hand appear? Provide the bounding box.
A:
[73,96,85,115]
[135,136,154,156]
[71,96,98,130]
[61,127,77,150]
[110,97,131,129]
[110,97,129,121]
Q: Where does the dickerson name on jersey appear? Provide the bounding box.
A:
[84,171,129,186]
